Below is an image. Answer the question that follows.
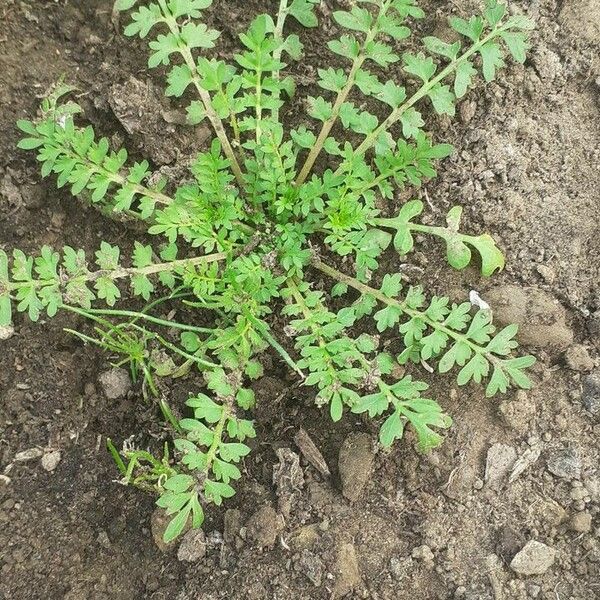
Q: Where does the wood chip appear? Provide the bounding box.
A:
[294,428,330,477]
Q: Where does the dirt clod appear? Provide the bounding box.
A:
[581,372,600,416]
[485,443,517,488]
[546,448,581,480]
[485,285,573,351]
[565,345,595,372]
[338,432,374,502]
[40,450,61,472]
[568,511,593,534]
[510,540,556,576]
[332,542,361,599]
[98,368,131,400]
[246,506,283,549]
[177,529,206,563]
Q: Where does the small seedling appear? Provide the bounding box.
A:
[2,0,535,541]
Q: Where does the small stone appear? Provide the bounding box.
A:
[14,448,44,462]
[568,512,592,534]
[412,544,435,567]
[460,100,477,124]
[293,550,324,587]
[565,345,594,372]
[98,368,131,399]
[41,450,61,472]
[473,478,484,490]
[527,583,541,598]
[484,285,573,352]
[536,264,555,284]
[332,542,361,599]
[287,524,320,552]
[582,372,600,415]
[177,529,206,562]
[246,505,283,549]
[0,325,15,341]
[547,449,581,480]
[510,541,556,576]
[485,443,517,488]
[338,432,375,502]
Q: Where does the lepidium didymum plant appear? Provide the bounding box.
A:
[2,0,535,541]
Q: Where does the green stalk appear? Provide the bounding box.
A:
[295,0,392,186]
[271,0,290,123]
[9,252,227,294]
[156,0,245,187]
[64,306,213,335]
[349,24,514,163]
[241,306,305,378]
[312,258,501,365]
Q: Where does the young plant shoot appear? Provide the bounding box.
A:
[3,0,535,541]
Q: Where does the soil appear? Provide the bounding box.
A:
[1,1,599,599]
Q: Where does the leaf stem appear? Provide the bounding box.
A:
[312,258,497,362]
[295,0,392,185]
[349,24,512,162]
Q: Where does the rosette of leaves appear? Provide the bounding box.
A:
[4,0,535,540]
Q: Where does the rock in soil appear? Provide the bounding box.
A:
[98,368,131,400]
[40,450,61,472]
[246,505,283,549]
[568,512,593,534]
[546,448,581,480]
[14,448,44,462]
[484,285,573,351]
[582,372,600,416]
[177,529,206,562]
[510,540,556,576]
[338,432,375,502]
[293,549,324,587]
[565,345,595,372]
[485,443,517,488]
[498,390,535,434]
[332,542,361,599]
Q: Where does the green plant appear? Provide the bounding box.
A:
[2,0,535,541]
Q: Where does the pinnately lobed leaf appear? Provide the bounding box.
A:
[11,0,535,541]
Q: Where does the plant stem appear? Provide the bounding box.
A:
[241,307,305,378]
[271,0,289,123]
[62,306,214,334]
[157,0,245,187]
[312,258,499,362]
[348,25,511,163]
[295,0,392,186]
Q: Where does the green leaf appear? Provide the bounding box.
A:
[380,273,403,298]
[454,59,477,98]
[333,7,372,33]
[204,479,235,505]
[166,65,193,97]
[236,388,255,409]
[187,394,224,423]
[164,473,195,493]
[180,22,220,49]
[375,80,406,108]
[163,505,191,542]
[379,410,404,447]
[374,305,402,332]
[428,84,455,116]
[317,67,348,92]
[423,36,460,60]
[186,101,206,125]
[479,41,505,82]
[308,96,333,121]
[403,52,436,82]
[483,0,506,27]
[330,394,343,422]
[500,31,529,63]
[114,0,138,10]
[366,41,399,67]
[328,35,360,60]
[449,15,484,42]
[469,234,505,276]
[288,0,319,27]
[457,353,490,385]
[399,108,424,139]
[0,251,12,327]
[124,4,164,38]
[439,341,472,373]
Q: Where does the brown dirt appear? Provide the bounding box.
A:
[1,1,599,599]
